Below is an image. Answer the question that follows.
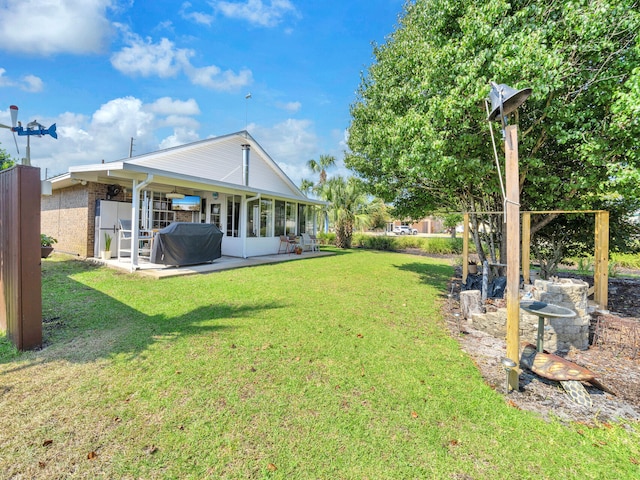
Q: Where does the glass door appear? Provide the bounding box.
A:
[209,201,223,231]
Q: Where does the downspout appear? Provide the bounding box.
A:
[242,193,260,259]
[130,174,154,272]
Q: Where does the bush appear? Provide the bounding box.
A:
[354,234,396,250]
[316,232,336,246]
[348,234,464,255]
[611,252,640,270]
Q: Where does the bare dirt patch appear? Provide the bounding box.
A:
[442,266,640,426]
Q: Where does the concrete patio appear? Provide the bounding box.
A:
[98,249,335,279]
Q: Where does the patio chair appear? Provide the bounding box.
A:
[308,234,319,252]
[278,235,294,254]
[300,233,318,252]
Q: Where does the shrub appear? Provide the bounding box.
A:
[575,257,594,275]
[316,232,336,246]
[611,252,640,270]
[348,234,464,255]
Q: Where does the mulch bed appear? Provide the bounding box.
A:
[443,267,640,426]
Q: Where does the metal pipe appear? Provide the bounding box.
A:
[242,144,250,186]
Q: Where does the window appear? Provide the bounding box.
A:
[260,198,273,237]
[226,195,241,237]
[297,204,316,234]
[286,201,297,235]
[141,191,175,230]
[210,202,222,230]
[275,200,285,236]
[247,198,260,237]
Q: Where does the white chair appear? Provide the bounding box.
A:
[301,233,318,252]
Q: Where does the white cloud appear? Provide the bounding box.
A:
[276,101,301,113]
[0,96,203,176]
[157,115,200,130]
[214,0,299,27]
[111,35,190,78]
[146,97,201,116]
[250,118,318,185]
[111,30,252,91]
[0,68,9,87]
[0,0,112,55]
[22,75,44,92]
[185,64,253,91]
[180,1,215,25]
[0,68,44,92]
[158,127,200,150]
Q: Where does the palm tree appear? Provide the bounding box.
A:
[306,154,336,187]
[306,154,337,232]
[323,176,369,248]
[299,178,315,196]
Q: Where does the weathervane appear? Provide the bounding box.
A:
[0,105,57,166]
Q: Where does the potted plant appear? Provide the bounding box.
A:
[41,234,57,258]
[101,233,112,260]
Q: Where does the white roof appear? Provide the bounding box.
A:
[52,131,324,205]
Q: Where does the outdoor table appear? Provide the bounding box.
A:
[520,300,576,352]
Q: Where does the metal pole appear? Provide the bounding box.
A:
[25,135,31,166]
[536,316,545,352]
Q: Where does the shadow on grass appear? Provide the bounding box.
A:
[1,258,285,368]
[394,261,453,289]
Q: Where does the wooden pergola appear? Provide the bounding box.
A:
[462,209,609,310]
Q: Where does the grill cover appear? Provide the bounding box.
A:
[150,222,222,266]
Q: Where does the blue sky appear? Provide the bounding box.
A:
[0,0,404,186]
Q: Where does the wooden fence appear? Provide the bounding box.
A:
[0,165,42,350]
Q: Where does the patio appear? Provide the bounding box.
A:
[98,249,335,279]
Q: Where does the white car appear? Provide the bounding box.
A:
[393,225,418,235]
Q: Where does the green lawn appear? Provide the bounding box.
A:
[1,249,638,479]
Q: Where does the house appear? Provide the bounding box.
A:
[389,218,444,234]
[42,131,326,270]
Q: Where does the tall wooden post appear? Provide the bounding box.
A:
[505,125,520,391]
[594,210,609,310]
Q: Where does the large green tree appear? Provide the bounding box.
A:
[346,0,640,262]
[1,143,15,170]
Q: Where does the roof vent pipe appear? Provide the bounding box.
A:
[242,144,250,186]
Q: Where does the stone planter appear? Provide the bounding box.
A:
[100,250,112,260]
[41,246,54,258]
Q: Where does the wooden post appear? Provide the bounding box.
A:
[522,212,531,284]
[462,213,469,284]
[505,125,520,391]
[0,165,42,350]
[594,210,609,310]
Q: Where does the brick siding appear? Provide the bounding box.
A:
[41,182,126,257]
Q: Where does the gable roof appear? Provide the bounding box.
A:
[51,131,323,204]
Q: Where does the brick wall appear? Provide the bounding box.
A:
[41,182,126,257]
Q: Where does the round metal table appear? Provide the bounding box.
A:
[520,300,576,352]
